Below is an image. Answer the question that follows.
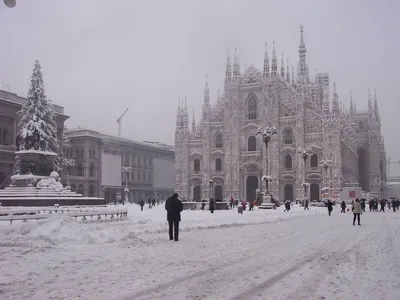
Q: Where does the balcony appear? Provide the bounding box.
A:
[241,150,262,163]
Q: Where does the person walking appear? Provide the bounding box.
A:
[352,198,362,226]
[209,198,215,214]
[139,198,145,211]
[327,200,333,216]
[165,193,183,241]
[304,199,310,210]
[283,200,291,212]
[340,200,346,213]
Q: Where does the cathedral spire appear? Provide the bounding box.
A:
[183,97,189,129]
[263,42,270,78]
[368,89,373,116]
[374,88,380,121]
[271,41,277,76]
[192,107,196,133]
[233,48,240,80]
[204,74,210,103]
[286,59,290,83]
[176,98,182,128]
[280,53,285,78]
[291,65,295,87]
[349,90,354,114]
[332,82,339,117]
[225,49,232,82]
[298,25,308,82]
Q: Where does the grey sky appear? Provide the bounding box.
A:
[1,0,399,173]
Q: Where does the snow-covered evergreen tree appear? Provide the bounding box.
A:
[16,60,60,171]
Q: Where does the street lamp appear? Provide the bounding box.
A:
[61,158,75,188]
[4,0,16,8]
[256,126,277,196]
[121,165,132,205]
[297,147,313,198]
[209,179,214,199]
[320,159,333,198]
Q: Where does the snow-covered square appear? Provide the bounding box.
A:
[1,205,400,300]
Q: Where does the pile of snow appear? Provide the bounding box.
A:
[0,204,326,246]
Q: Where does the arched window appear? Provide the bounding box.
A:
[194,159,200,172]
[248,97,257,120]
[310,154,318,168]
[283,128,294,144]
[89,163,95,177]
[77,164,83,176]
[248,136,257,151]
[88,185,95,197]
[215,158,222,171]
[284,155,292,169]
[77,184,84,195]
[215,133,223,148]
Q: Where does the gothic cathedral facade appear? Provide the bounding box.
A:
[174,26,386,202]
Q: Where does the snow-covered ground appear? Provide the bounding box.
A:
[1,204,399,300]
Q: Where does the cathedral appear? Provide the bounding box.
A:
[174,26,386,202]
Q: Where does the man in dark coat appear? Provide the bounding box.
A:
[327,200,333,216]
[139,198,145,211]
[165,193,183,241]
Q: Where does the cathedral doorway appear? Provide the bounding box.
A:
[214,185,223,200]
[193,186,201,202]
[246,176,259,202]
[310,183,320,201]
[284,184,294,201]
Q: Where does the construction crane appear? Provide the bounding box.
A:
[4,0,16,8]
[387,157,400,176]
[117,108,129,137]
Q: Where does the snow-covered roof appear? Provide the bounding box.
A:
[16,149,58,156]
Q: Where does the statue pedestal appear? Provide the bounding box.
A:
[258,194,276,210]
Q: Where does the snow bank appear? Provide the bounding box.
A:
[0,204,326,246]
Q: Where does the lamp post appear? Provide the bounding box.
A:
[121,165,132,205]
[320,159,333,199]
[61,158,75,188]
[209,179,214,199]
[297,147,313,198]
[256,126,277,196]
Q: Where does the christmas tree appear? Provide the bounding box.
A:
[16,60,60,172]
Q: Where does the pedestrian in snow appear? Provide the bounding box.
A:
[165,193,183,241]
[229,197,234,209]
[304,199,310,210]
[283,200,291,212]
[249,200,254,211]
[391,199,396,212]
[148,198,152,208]
[341,200,346,213]
[360,199,366,212]
[151,198,156,207]
[327,200,333,216]
[379,199,385,212]
[209,198,215,213]
[139,198,145,211]
[352,198,362,226]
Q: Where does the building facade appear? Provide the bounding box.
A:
[0,89,68,188]
[63,128,175,202]
[174,26,386,202]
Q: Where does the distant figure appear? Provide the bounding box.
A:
[304,199,309,210]
[165,193,183,241]
[283,200,291,212]
[148,198,151,208]
[326,200,333,216]
[209,198,215,214]
[249,200,254,211]
[139,198,145,211]
[352,198,362,226]
[151,198,156,207]
[340,201,346,213]
[379,199,386,212]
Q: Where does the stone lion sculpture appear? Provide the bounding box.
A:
[36,171,64,192]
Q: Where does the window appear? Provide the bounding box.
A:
[89,163,95,177]
[80,149,84,159]
[138,171,140,180]
[77,184,84,195]
[77,164,83,176]
[284,155,292,169]
[125,154,130,164]
[67,166,72,176]
[215,133,223,148]
[283,128,294,144]
[194,159,200,172]
[247,96,257,120]
[149,173,152,182]
[0,127,9,145]
[310,154,318,168]
[143,171,146,181]
[215,158,222,171]
[70,184,76,192]
[247,136,257,151]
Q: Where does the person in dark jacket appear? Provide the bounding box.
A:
[209,198,215,214]
[165,193,183,241]
[327,200,333,216]
[139,198,145,211]
[341,200,346,213]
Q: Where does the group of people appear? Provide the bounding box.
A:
[138,197,160,211]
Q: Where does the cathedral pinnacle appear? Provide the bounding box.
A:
[263,42,270,78]
[368,89,373,116]
[204,74,210,103]
[374,88,380,121]
[280,53,285,78]
[349,90,354,114]
[233,48,241,80]
[298,25,308,82]
[286,59,290,83]
[271,41,277,76]
[192,107,196,133]
[332,82,339,117]
[225,49,232,82]
[291,65,295,87]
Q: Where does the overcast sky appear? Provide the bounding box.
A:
[0,0,399,173]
